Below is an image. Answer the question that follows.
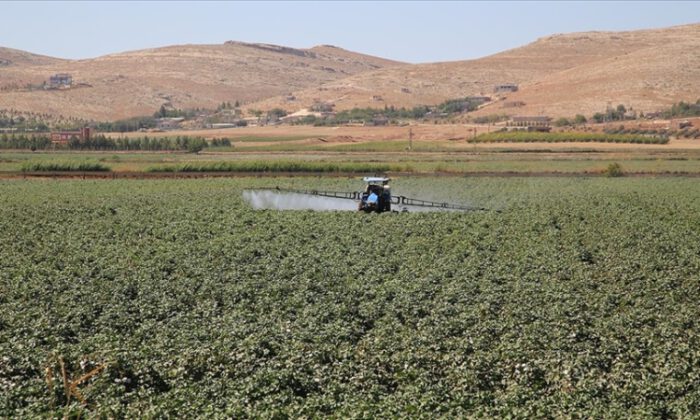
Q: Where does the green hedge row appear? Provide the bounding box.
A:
[147,161,394,173]
[470,132,669,144]
[20,161,111,172]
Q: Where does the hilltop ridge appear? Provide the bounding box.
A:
[0,41,404,120]
[0,23,698,121]
[249,23,700,118]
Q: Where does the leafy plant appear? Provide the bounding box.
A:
[603,162,624,177]
[3,177,700,417]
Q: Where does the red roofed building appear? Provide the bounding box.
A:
[50,127,92,144]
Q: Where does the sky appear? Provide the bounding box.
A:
[1,1,699,63]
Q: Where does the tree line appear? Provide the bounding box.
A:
[292,97,486,126]
[0,134,231,152]
[662,99,700,119]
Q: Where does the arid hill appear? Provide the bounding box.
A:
[0,47,65,67]
[251,23,700,118]
[1,23,699,121]
[472,35,700,118]
[0,42,403,120]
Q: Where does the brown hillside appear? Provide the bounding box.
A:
[250,23,700,117]
[1,23,698,122]
[0,47,65,67]
[472,38,700,118]
[0,42,403,120]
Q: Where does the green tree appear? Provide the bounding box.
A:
[267,108,288,119]
[554,117,571,127]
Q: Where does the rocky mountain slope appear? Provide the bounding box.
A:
[0,42,403,120]
[251,23,700,118]
[1,23,698,121]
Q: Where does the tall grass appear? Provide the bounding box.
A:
[231,135,310,143]
[470,132,669,144]
[146,161,400,173]
[21,161,111,172]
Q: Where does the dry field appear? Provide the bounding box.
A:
[105,123,700,152]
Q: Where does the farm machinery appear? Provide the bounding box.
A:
[259,177,488,213]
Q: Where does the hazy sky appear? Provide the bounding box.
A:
[2,1,698,63]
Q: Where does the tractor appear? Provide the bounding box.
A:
[247,177,490,213]
[358,177,392,213]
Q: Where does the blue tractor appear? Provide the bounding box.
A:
[246,177,489,213]
[358,177,393,213]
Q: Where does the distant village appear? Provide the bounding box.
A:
[1,75,697,140]
[146,83,526,131]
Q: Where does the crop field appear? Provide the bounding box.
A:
[4,149,700,175]
[2,177,700,417]
[145,161,399,174]
[20,161,111,172]
[471,132,669,144]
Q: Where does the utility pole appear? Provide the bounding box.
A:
[408,127,413,151]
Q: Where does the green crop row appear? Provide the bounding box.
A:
[470,131,669,144]
[146,161,397,173]
[20,161,111,172]
[3,177,700,417]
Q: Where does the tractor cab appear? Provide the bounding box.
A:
[359,177,392,213]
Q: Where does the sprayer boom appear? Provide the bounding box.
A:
[252,187,489,212]
[394,196,487,211]
[269,187,363,201]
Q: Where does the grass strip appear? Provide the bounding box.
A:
[470,132,669,144]
[21,161,111,172]
[146,161,401,173]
